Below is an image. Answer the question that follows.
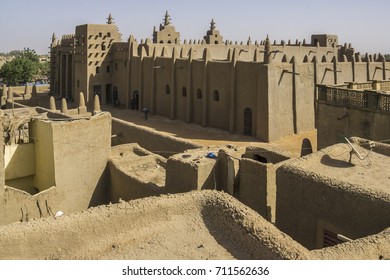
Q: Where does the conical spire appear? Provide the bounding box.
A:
[51,33,57,43]
[264,35,272,64]
[49,96,56,111]
[79,92,86,107]
[61,98,68,114]
[93,95,101,115]
[164,11,171,26]
[265,34,271,50]
[210,19,216,31]
[107,13,114,24]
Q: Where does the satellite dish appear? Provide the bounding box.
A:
[345,137,364,160]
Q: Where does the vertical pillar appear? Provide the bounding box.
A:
[333,57,338,85]
[59,55,63,98]
[186,48,193,123]
[170,48,178,119]
[313,56,318,129]
[150,48,157,114]
[366,54,371,81]
[65,54,69,99]
[139,47,144,111]
[201,49,210,127]
[291,56,298,134]
[229,48,238,133]
[126,42,133,110]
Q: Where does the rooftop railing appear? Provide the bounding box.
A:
[318,84,390,112]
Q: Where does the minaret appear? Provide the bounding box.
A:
[210,19,216,31]
[107,13,114,24]
[153,11,180,44]
[164,11,171,26]
[51,32,57,44]
[204,18,223,44]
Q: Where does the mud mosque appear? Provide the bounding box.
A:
[0,13,389,260]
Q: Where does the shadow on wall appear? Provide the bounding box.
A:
[88,165,110,207]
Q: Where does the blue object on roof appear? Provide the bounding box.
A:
[206,152,217,159]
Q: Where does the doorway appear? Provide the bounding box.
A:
[132,91,139,110]
[105,84,112,105]
[244,107,252,135]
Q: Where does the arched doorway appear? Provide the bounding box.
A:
[132,91,139,110]
[244,107,252,135]
[301,138,313,157]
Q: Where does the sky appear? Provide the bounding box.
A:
[0,0,389,55]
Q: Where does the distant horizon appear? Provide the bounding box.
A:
[0,0,389,55]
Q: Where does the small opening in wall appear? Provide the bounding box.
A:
[253,154,267,163]
[182,87,187,97]
[197,89,202,99]
[166,85,170,95]
[213,90,219,101]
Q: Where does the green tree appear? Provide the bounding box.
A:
[38,61,50,77]
[0,48,41,86]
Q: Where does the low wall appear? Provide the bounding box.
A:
[111,117,202,157]
[0,113,112,226]
[276,163,390,250]
[317,101,390,147]
[109,160,166,202]
[312,227,390,260]
[0,191,312,260]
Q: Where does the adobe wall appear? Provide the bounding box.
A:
[350,137,390,156]
[0,191,312,260]
[276,154,390,250]
[312,227,390,260]
[111,117,202,157]
[216,146,244,195]
[109,144,167,202]
[238,159,269,219]
[239,147,292,222]
[317,101,390,148]
[0,113,112,226]
[165,149,218,194]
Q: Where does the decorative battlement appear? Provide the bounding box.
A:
[318,82,390,112]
